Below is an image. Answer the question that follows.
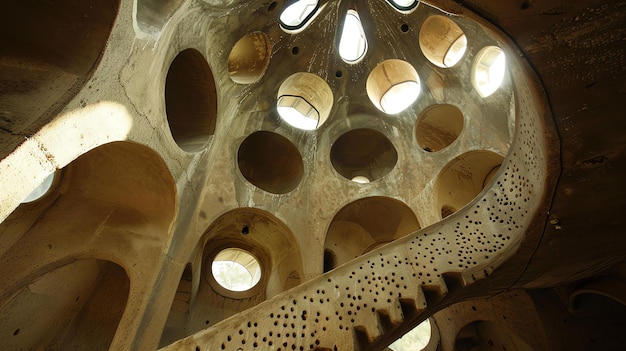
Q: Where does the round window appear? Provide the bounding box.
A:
[211,248,262,292]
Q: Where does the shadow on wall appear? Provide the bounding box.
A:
[0,259,129,351]
[455,320,532,351]
[0,0,120,149]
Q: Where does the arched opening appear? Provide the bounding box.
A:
[436,150,504,218]
[324,197,420,270]
[419,16,468,68]
[227,32,272,84]
[200,208,303,299]
[0,259,129,351]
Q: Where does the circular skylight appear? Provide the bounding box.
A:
[419,15,468,68]
[211,248,261,292]
[338,10,367,63]
[472,46,506,97]
[366,59,420,114]
[277,72,333,130]
[279,0,319,32]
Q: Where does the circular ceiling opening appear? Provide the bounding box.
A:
[279,0,319,33]
[330,128,398,182]
[211,248,262,292]
[165,48,217,152]
[436,150,504,218]
[277,72,334,130]
[472,46,506,97]
[366,59,420,114]
[338,10,368,63]
[21,172,56,203]
[389,319,432,351]
[238,131,304,194]
[387,0,418,12]
[419,15,467,68]
[227,32,272,84]
[415,104,464,152]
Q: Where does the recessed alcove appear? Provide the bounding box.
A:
[171,207,304,338]
[165,49,217,152]
[238,131,304,194]
[330,128,398,182]
[415,104,464,152]
[201,208,303,299]
[435,150,504,218]
[419,15,468,68]
[323,197,420,272]
[227,32,272,84]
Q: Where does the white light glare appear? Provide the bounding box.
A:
[389,319,432,351]
[390,0,417,8]
[338,10,367,63]
[22,172,55,203]
[280,0,318,27]
[212,249,261,292]
[473,46,506,97]
[351,176,370,184]
[380,81,420,114]
[277,95,319,130]
[443,34,467,67]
